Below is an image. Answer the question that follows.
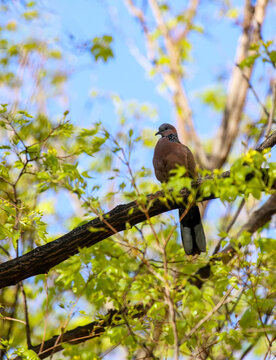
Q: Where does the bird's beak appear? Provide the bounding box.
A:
[155,130,161,136]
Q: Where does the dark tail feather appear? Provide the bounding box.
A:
[179,206,206,255]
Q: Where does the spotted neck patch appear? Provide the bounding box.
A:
[167,133,180,143]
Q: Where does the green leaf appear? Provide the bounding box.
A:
[218,231,228,238]
[15,347,40,360]
[268,50,276,65]
[198,86,226,112]
[90,35,114,62]
[17,110,33,118]
[22,10,38,20]
[27,143,40,159]
[0,224,12,239]
[239,53,259,69]
[239,308,258,329]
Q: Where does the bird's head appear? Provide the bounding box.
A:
[155,123,177,137]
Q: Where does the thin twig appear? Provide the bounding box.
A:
[179,286,234,345]
[6,283,20,342]
[239,313,273,360]
[1,316,26,325]
[0,245,10,257]
[162,243,179,360]
[213,198,245,255]
[239,343,255,360]
[249,276,270,345]
[239,68,270,119]
[39,275,49,354]
[264,334,276,360]
[49,278,93,360]
[265,80,276,137]
[20,282,32,348]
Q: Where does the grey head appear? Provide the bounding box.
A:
[155,123,179,142]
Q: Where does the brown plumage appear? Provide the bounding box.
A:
[153,123,206,255]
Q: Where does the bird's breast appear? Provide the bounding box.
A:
[153,138,196,182]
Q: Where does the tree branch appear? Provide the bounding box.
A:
[210,0,269,169]
[149,0,207,163]
[125,0,208,164]
[265,79,276,137]
[179,286,235,345]
[0,130,275,289]
[14,305,146,360]
[222,190,276,255]
[174,0,200,42]
[192,191,276,289]
[15,184,276,360]
[256,129,276,151]
[0,180,209,289]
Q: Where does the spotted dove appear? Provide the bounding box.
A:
[153,123,206,255]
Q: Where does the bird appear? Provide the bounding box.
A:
[153,123,206,255]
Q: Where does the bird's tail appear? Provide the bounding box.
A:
[179,206,206,255]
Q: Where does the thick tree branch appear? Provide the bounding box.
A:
[125,0,208,165]
[15,186,276,359]
[193,191,276,288]
[210,0,269,169]
[222,191,276,255]
[0,180,210,289]
[174,0,200,42]
[256,129,276,151]
[149,0,207,163]
[14,305,146,360]
[0,130,275,289]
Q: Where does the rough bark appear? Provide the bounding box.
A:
[14,305,146,360]
[0,181,206,289]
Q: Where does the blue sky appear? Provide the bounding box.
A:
[45,0,275,138]
[1,0,274,238]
